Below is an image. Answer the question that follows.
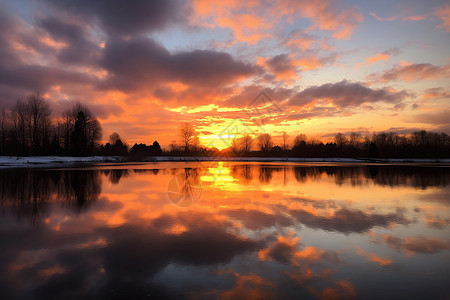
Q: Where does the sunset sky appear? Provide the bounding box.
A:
[0,0,449,149]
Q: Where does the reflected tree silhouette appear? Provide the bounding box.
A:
[0,169,102,223]
[61,170,101,211]
[101,169,130,184]
[259,166,273,184]
[294,167,308,183]
[292,166,450,188]
[258,166,284,184]
[231,165,253,184]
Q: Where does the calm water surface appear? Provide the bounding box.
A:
[0,162,449,299]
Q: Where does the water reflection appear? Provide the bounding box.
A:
[0,169,102,223]
[0,163,449,299]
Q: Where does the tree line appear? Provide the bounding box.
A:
[1,93,448,158]
[0,93,102,155]
[173,122,450,158]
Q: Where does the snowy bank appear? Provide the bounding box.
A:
[1,156,449,168]
[0,156,126,168]
[148,156,450,164]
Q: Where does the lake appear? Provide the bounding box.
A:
[1,162,449,299]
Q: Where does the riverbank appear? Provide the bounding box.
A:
[148,156,450,163]
[0,156,126,168]
[1,155,449,168]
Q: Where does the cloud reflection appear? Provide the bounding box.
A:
[0,163,449,299]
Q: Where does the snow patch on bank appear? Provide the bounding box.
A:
[0,156,126,168]
[1,156,449,168]
[148,156,450,164]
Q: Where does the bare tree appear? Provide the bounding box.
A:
[11,100,29,151]
[349,132,361,149]
[27,92,51,150]
[0,109,8,152]
[169,140,178,152]
[257,133,273,152]
[241,134,253,153]
[335,133,347,149]
[231,138,241,154]
[109,132,121,145]
[282,132,288,151]
[179,122,197,152]
[62,102,102,154]
[294,134,307,148]
[231,134,253,155]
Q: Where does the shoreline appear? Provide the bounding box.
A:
[148,156,450,164]
[1,155,450,168]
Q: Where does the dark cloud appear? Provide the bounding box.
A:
[265,54,298,76]
[38,17,101,65]
[0,206,260,299]
[0,9,20,66]
[224,209,293,230]
[100,37,260,92]
[268,240,296,263]
[382,48,401,56]
[0,64,96,91]
[289,207,410,234]
[394,102,406,110]
[377,127,424,135]
[320,128,372,138]
[0,8,100,108]
[41,0,187,36]
[436,124,450,134]
[224,85,293,107]
[369,63,450,83]
[51,99,124,119]
[285,106,339,120]
[412,110,450,125]
[289,80,411,108]
[379,235,450,255]
[423,87,450,100]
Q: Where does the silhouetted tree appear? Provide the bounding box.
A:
[294,134,307,147]
[179,122,197,152]
[335,133,347,149]
[150,141,162,154]
[66,103,102,155]
[282,132,289,151]
[0,109,8,153]
[257,133,273,152]
[128,140,162,159]
[27,92,52,153]
[231,134,253,155]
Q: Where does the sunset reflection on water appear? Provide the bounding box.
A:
[0,162,449,299]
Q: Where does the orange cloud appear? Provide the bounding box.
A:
[370,12,397,21]
[285,31,335,52]
[218,271,277,300]
[192,0,271,44]
[356,48,400,69]
[193,0,363,45]
[278,0,363,39]
[365,53,390,64]
[370,11,428,22]
[422,88,450,100]
[403,15,428,21]
[371,3,450,32]
[435,3,450,32]
[355,247,393,267]
[317,280,357,300]
[293,53,339,71]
